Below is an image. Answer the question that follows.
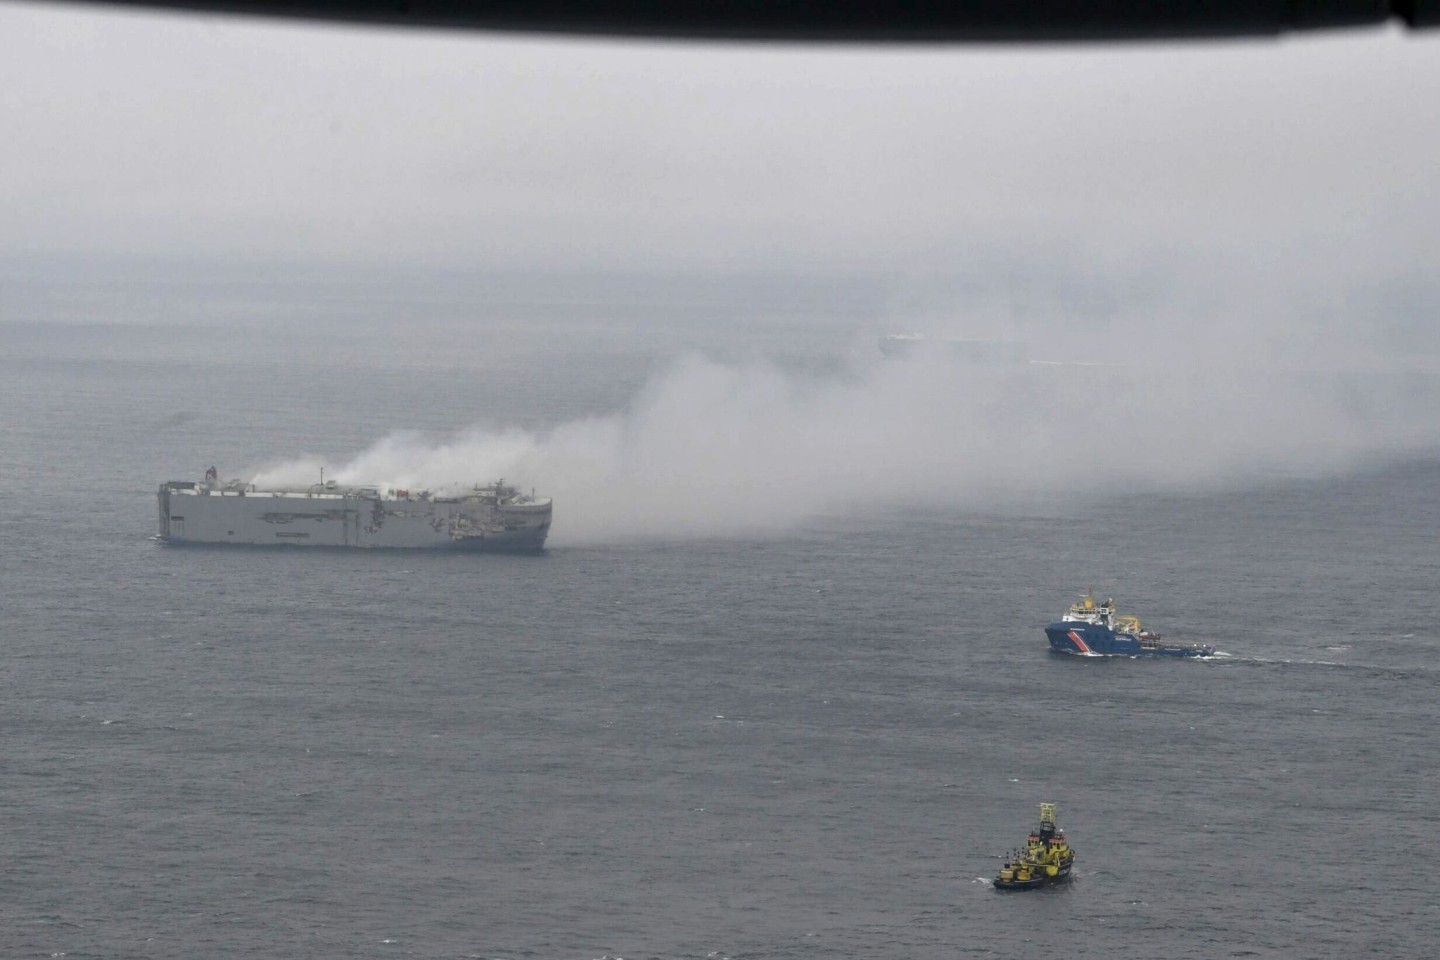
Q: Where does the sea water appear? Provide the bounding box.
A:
[2,302,1437,960]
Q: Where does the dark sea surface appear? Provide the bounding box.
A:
[2,310,1438,960]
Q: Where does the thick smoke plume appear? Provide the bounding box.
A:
[251,344,1440,545]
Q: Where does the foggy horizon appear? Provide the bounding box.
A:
[3,5,1438,275]
[5,1,1439,544]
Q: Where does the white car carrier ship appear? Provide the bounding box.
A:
[158,468,552,551]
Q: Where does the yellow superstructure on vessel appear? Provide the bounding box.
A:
[994,802,1075,890]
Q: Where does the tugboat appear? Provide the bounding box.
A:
[994,802,1075,890]
[1045,590,1214,658]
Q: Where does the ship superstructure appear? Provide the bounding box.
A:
[158,470,551,551]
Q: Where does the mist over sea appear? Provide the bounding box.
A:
[2,276,1438,959]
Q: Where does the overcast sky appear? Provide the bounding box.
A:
[3,2,1438,287]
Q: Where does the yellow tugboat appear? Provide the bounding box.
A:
[993,802,1075,890]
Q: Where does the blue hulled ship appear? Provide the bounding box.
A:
[1045,591,1214,658]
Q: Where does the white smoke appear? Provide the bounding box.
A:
[249,345,1440,545]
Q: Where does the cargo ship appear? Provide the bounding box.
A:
[157,468,551,551]
[994,802,1075,890]
[1045,591,1213,657]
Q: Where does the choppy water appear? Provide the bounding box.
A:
[2,312,1437,959]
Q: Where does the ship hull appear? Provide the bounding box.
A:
[158,532,547,552]
[993,861,1073,890]
[158,483,550,551]
[1045,621,1212,657]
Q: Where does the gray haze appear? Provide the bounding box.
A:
[248,344,1440,543]
[4,2,1440,541]
[3,4,1438,280]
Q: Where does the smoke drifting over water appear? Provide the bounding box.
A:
[251,346,1440,545]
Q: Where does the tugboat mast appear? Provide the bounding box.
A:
[1038,801,1056,841]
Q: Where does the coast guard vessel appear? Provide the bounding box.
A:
[158,468,551,551]
[1045,590,1214,657]
[994,802,1075,891]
